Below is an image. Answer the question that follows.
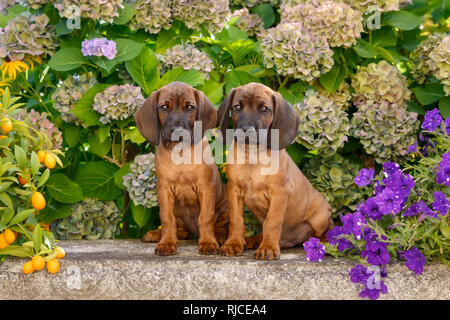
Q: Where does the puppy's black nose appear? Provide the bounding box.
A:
[241,125,256,133]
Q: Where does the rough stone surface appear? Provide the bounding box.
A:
[0,240,448,300]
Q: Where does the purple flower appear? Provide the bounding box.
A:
[361,198,382,221]
[432,191,449,216]
[421,108,442,131]
[362,240,391,266]
[387,171,414,200]
[403,201,429,217]
[407,142,418,154]
[341,212,366,240]
[441,153,450,166]
[375,188,404,215]
[423,142,436,157]
[349,264,367,283]
[359,281,388,300]
[303,237,325,262]
[354,168,375,187]
[374,181,385,195]
[81,38,117,60]
[350,264,388,300]
[403,246,426,275]
[444,118,450,135]
[436,165,450,186]
[382,162,400,177]
[327,226,353,252]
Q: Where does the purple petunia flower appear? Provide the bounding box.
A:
[382,161,400,178]
[361,197,383,221]
[403,246,426,275]
[444,118,450,135]
[354,168,375,187]
[403,201,429,217]
[349,264,388,300]
[362,240,391,266]
[81,38,117,60]
[375,188,404,215]
[386,171,414,200]
[436,164,450,186]
[303,237,326,262]
[349,264,367,283]
[441,153,450,166]
[422,108,442,131]
[359,281,388,300]
[432,191,449,216]
[341,212,366,240]
[327,226,353,252]
[407,142,418,154]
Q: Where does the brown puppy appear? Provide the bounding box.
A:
[135,82,228,256]
[218,83,333,260]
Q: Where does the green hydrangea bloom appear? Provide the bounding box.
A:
[160,44,214,79]
[51,72,97,125]
[344,0,401,13]
[129,0,172,34]
[294,90,350,157]
[24,0,51,9]
[230,8,264,37]
[55,199,121,240]
[55,0,124,23]
[429,35,450,95]
[14,109,63,150]
[93,84,145,124]
[351,100,419,164]
[351,60,411,105]
[0,0,16,15]
[0,13,58,61]
[230,0,280,8]
[172,0,230,34]
[260,22,334,81]
[123,153,158,209]
[303,153,363,215]
[314,80,352,110]
[281,1,363,48]
[410,33,446,84]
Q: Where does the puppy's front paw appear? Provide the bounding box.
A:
[255,243,280,260]
[155,242,177,256]
[220,240,244,257]
[142,229,161,243]
[198,240,219,255]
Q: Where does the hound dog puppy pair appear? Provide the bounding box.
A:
[135,82,228,256]
[218,83,333,260]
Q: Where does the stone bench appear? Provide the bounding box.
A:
[0,240,448,299]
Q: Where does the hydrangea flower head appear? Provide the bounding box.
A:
[81,38,117,60]
[421,108,442,132]
[303,237,326,262]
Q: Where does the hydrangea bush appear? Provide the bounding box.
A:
[0,0,448,295]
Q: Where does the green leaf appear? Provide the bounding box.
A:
[353,39,378,58]
[286,143,307,164]
[156,68,204,89]
[382,10,423,30]
[439,96,450,119]
[46,173,84,204]
[88,133,111,158]
[48,47,85,72]
[412,84,444,105]
[198,79,224,105]
[8,209,34,226]
[30,151,40,175]
[71,83,111,127]
[156,28,181,54]
[39,203,72,223]
[252,3,275,28]
[97,125,111,143]
[64,124,82,148]
[225,70,260,94]
[32,224,42,253]
[37,169,50,188]
[14,145,27,169]
[131,203,151,228]
[278,86,303,105]
[114,162,131,190]
[371,27,397,47]
[319,64,346,94]
[74,161,122,201]
[114,3,135,25]
[56,20,73,36]
[125,46,159,97]
[0,245,34,258]
[375,46,396,64]
[407,101,425,115]
[125,127,146,144]
[223,40,256,65]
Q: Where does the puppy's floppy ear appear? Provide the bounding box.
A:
[218,88,236,141]
[195,89,217,136]
[269,92,300,150]
[134,90,160,146]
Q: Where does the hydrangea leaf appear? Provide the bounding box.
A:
[412,83,444,105]
[156,28,181,54]
[88,133,111,158]
[125,46,159,97]
[114,3,135,25]
[48,47,86,72]
[319,64,346,95]
[382,10,423,31]
[156,68,204,89]
[46,173,84,204]
[225,70,260,94]
[252,3,275,28]
[354,39,378,58]
[114,163,131,190]
[131,203,151,229]
[63,124,81,148]
[71,84,111,127]
[439,96,450,118]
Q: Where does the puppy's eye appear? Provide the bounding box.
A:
[186,105,196,112]
[232,104,241,112]
[159,104,169,111]
[259,106,269,113]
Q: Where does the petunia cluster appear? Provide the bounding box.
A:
[129,0,173,34]
[260,22,334,81]
[93,84,145,124]
[51,72,97,125]
[81,38,117,60]
[55,0,124,24]
[281,1,363,48]
[0,13,58,61]
[172,0,231,34]
[160,44,214,79]
[54,199,121,240]
[294,90,350,157]
[123,153,159,209]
